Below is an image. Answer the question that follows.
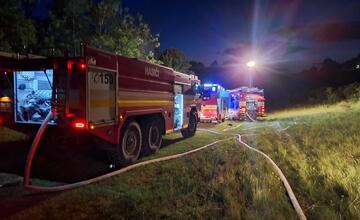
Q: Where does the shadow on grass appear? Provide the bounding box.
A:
[0,127,110,184]
[161,136,186,148]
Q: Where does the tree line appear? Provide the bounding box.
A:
[0,0,192,73]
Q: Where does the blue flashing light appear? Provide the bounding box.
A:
[203,83,215,87]
[212,86,216,92]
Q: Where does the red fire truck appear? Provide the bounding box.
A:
[228,87,265,120]
[199,84,229,123]
[0,45,200,166]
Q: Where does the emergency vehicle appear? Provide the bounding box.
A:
[199,84,229,123]
[0,44,200,166]
[228,87,265,120]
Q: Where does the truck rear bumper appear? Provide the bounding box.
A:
[200,116,219,123]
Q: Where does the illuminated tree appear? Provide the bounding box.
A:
[0,0,36,52]
[159,48,191,73]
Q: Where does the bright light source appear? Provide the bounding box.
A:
[247,60,256,68]
[67,61,74,72]
[73,120,86,129]
[203,83,215,87]
[75,123,85,128]
[0,96,11,102]
[80,63,87,70]
[356,64,360,69]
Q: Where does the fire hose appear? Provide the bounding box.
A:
[23,113,306,219]
[23,112,227,192]
[246,111,257,122]
[236,134,307,220]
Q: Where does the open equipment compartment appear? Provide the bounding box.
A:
[14,69,56,125]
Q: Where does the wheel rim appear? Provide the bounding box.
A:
[124,129,138,156]
[149,126,160,146]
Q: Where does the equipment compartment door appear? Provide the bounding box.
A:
[88,68,116,124]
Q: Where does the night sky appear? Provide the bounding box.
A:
[123,0,360,72]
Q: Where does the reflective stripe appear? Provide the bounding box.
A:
[202,105,217,110]
[118,99,173,107]
[90,99,173,108]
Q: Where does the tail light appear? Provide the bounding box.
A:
[75,123,85,128]
[68,61,87,72]
[66,113,75,118]
[67,61,74,72]
[73,119,87,129]
[79,63,87,70]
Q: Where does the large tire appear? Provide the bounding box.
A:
[181,113,197,138]
[141,117,163,155]
[109,121,142,167]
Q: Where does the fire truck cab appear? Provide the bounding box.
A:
[228,87,265,120]
[0,45,200,166]
[199,83,229,123]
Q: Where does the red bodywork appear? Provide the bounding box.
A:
[199,84,227,122]
[228,87,266,119]
[251,94,266,117]
[201,97,218,120]
[0,46,199,145]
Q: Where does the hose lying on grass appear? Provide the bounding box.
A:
[246,112,257,122]
[235,134,307,220]
[23,112,228,192]
[197,128,223,135]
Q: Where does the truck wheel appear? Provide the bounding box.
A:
[110,121,142,167]
[141,118,163,155]
[181,113,197,138]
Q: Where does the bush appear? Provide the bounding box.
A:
[309,82,360,105]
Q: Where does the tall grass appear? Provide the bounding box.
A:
[244,101,360,219]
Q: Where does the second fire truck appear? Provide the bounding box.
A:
[199,83,229,123]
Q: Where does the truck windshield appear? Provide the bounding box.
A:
[202,86,217,99]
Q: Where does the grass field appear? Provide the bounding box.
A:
[249,101,360,219]
[2,100,360,219]
[0,127,28,144]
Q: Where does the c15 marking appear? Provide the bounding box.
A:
[93,72,114,85]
